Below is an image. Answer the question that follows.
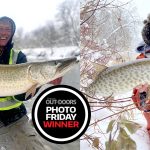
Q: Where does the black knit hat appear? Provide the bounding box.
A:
[142,14,150,45]
[0,16,16,38]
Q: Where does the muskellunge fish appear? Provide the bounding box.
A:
[0,57,77,97]
[86,58,150,97]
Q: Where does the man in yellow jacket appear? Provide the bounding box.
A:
[0,16,48,150]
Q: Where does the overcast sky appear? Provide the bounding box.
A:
[134,0,150,20]
[0,0,64,32]
[0,0,148,33]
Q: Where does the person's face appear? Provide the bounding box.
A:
[0,21,12,47]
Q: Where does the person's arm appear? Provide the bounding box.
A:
[131,52,150,133]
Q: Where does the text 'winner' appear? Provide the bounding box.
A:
[43,99,79,128]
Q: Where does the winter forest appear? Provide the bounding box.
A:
[13,0,79,49]
[81,0,150,150]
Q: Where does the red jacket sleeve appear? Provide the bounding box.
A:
[50,77,63,85]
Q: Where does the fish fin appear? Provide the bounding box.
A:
[91,62,107,81]
[25,83,38,99]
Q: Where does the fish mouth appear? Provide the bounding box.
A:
[56,57,78,75]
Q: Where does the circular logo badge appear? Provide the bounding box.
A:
[32,85,91,144]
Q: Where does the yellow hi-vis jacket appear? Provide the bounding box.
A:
[0,49,23,111]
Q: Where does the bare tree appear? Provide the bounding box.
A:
[80,0,141,149]
[81,0,140,87]
[13,28,25,49]
[14,0,79,49]
[56,0,79,46]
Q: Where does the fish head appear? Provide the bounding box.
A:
[37,57,78,84]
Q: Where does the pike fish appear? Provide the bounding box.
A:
[0,57,77,97]
[87,58,150,97]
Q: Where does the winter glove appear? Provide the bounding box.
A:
[132,84,150,112]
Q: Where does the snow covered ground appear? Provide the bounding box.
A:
[22,46,80,62]
[80,92,150,150]
[22,46,80,150]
